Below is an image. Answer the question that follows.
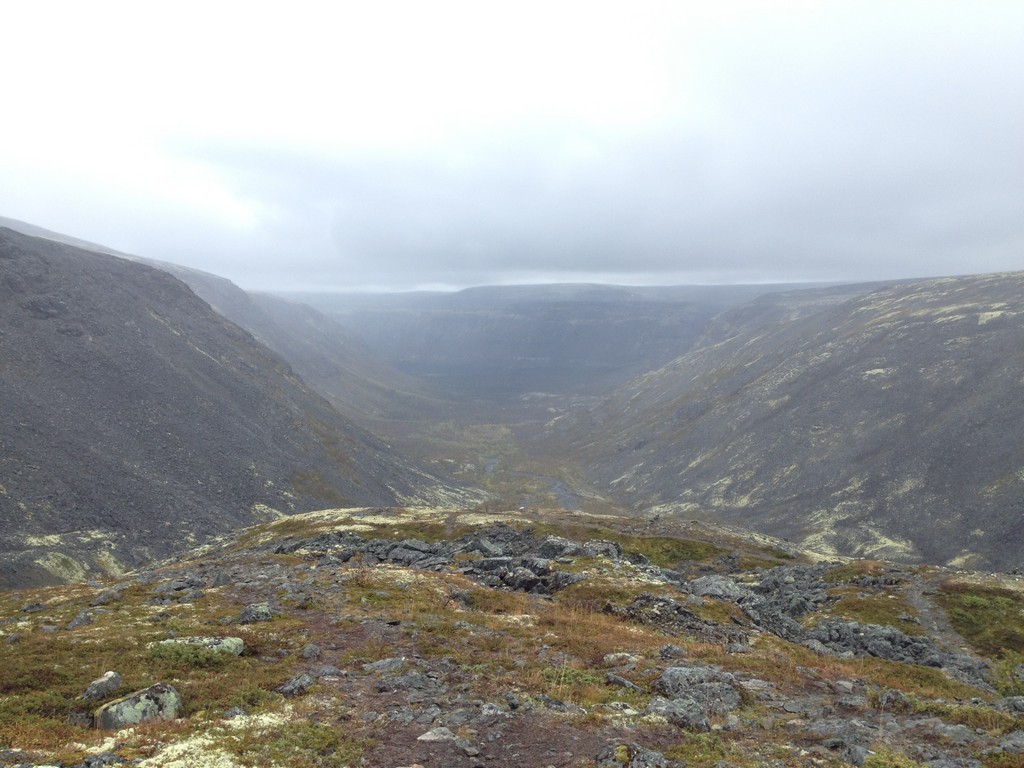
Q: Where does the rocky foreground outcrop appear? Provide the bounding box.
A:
[0,507,1021,767]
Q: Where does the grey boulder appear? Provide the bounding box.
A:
[94,684,182,729]
[82,671,122,701]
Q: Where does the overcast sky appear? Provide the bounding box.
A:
[1,1,1022,291]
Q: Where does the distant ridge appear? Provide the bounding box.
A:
[297,282,840,398]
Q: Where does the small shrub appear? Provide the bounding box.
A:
[148,643,233,671]
[224,683,278,713]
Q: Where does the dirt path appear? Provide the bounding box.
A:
[901,572,978,660]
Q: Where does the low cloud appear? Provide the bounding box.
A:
[1,2,1022,290]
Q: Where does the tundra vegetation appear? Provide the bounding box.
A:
[1,506,1022,768]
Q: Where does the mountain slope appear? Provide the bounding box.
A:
[0,228,473,588]
[566,273,1024,571]
[0,215,441,424]
[151,265,448,423]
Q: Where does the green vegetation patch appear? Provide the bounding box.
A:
[556,577,663,613]
[936,583,1024,658]
[824,560,898,584]
[523,522,727,568]
[689,597,744,625]
[822,587,923,634]
[738,553,795,570]
[534,663,647,708]
[863,747,926,767]
[662,732,764,768]
[221,719,365,768]
[982,753,1024,768]
[936,581,1024,695]
[619,534,728,568]
[904,697,1020,733]
[848,655,987,701]
[0,584,312,752]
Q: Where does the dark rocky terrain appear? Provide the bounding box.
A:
[0,215,443,425]
[0,228,474,589]
[561,273,1024,572]
[1,506,1022,767]
[144,268,447,425]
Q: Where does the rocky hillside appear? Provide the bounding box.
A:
[0,215,442,425]
[0,228,475,589]
[1,505,1022,767]
[563,273,1024,572]
[142,264,447,424]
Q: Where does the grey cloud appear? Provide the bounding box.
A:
[3,4,1022,291]
[151,7,1024,291]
